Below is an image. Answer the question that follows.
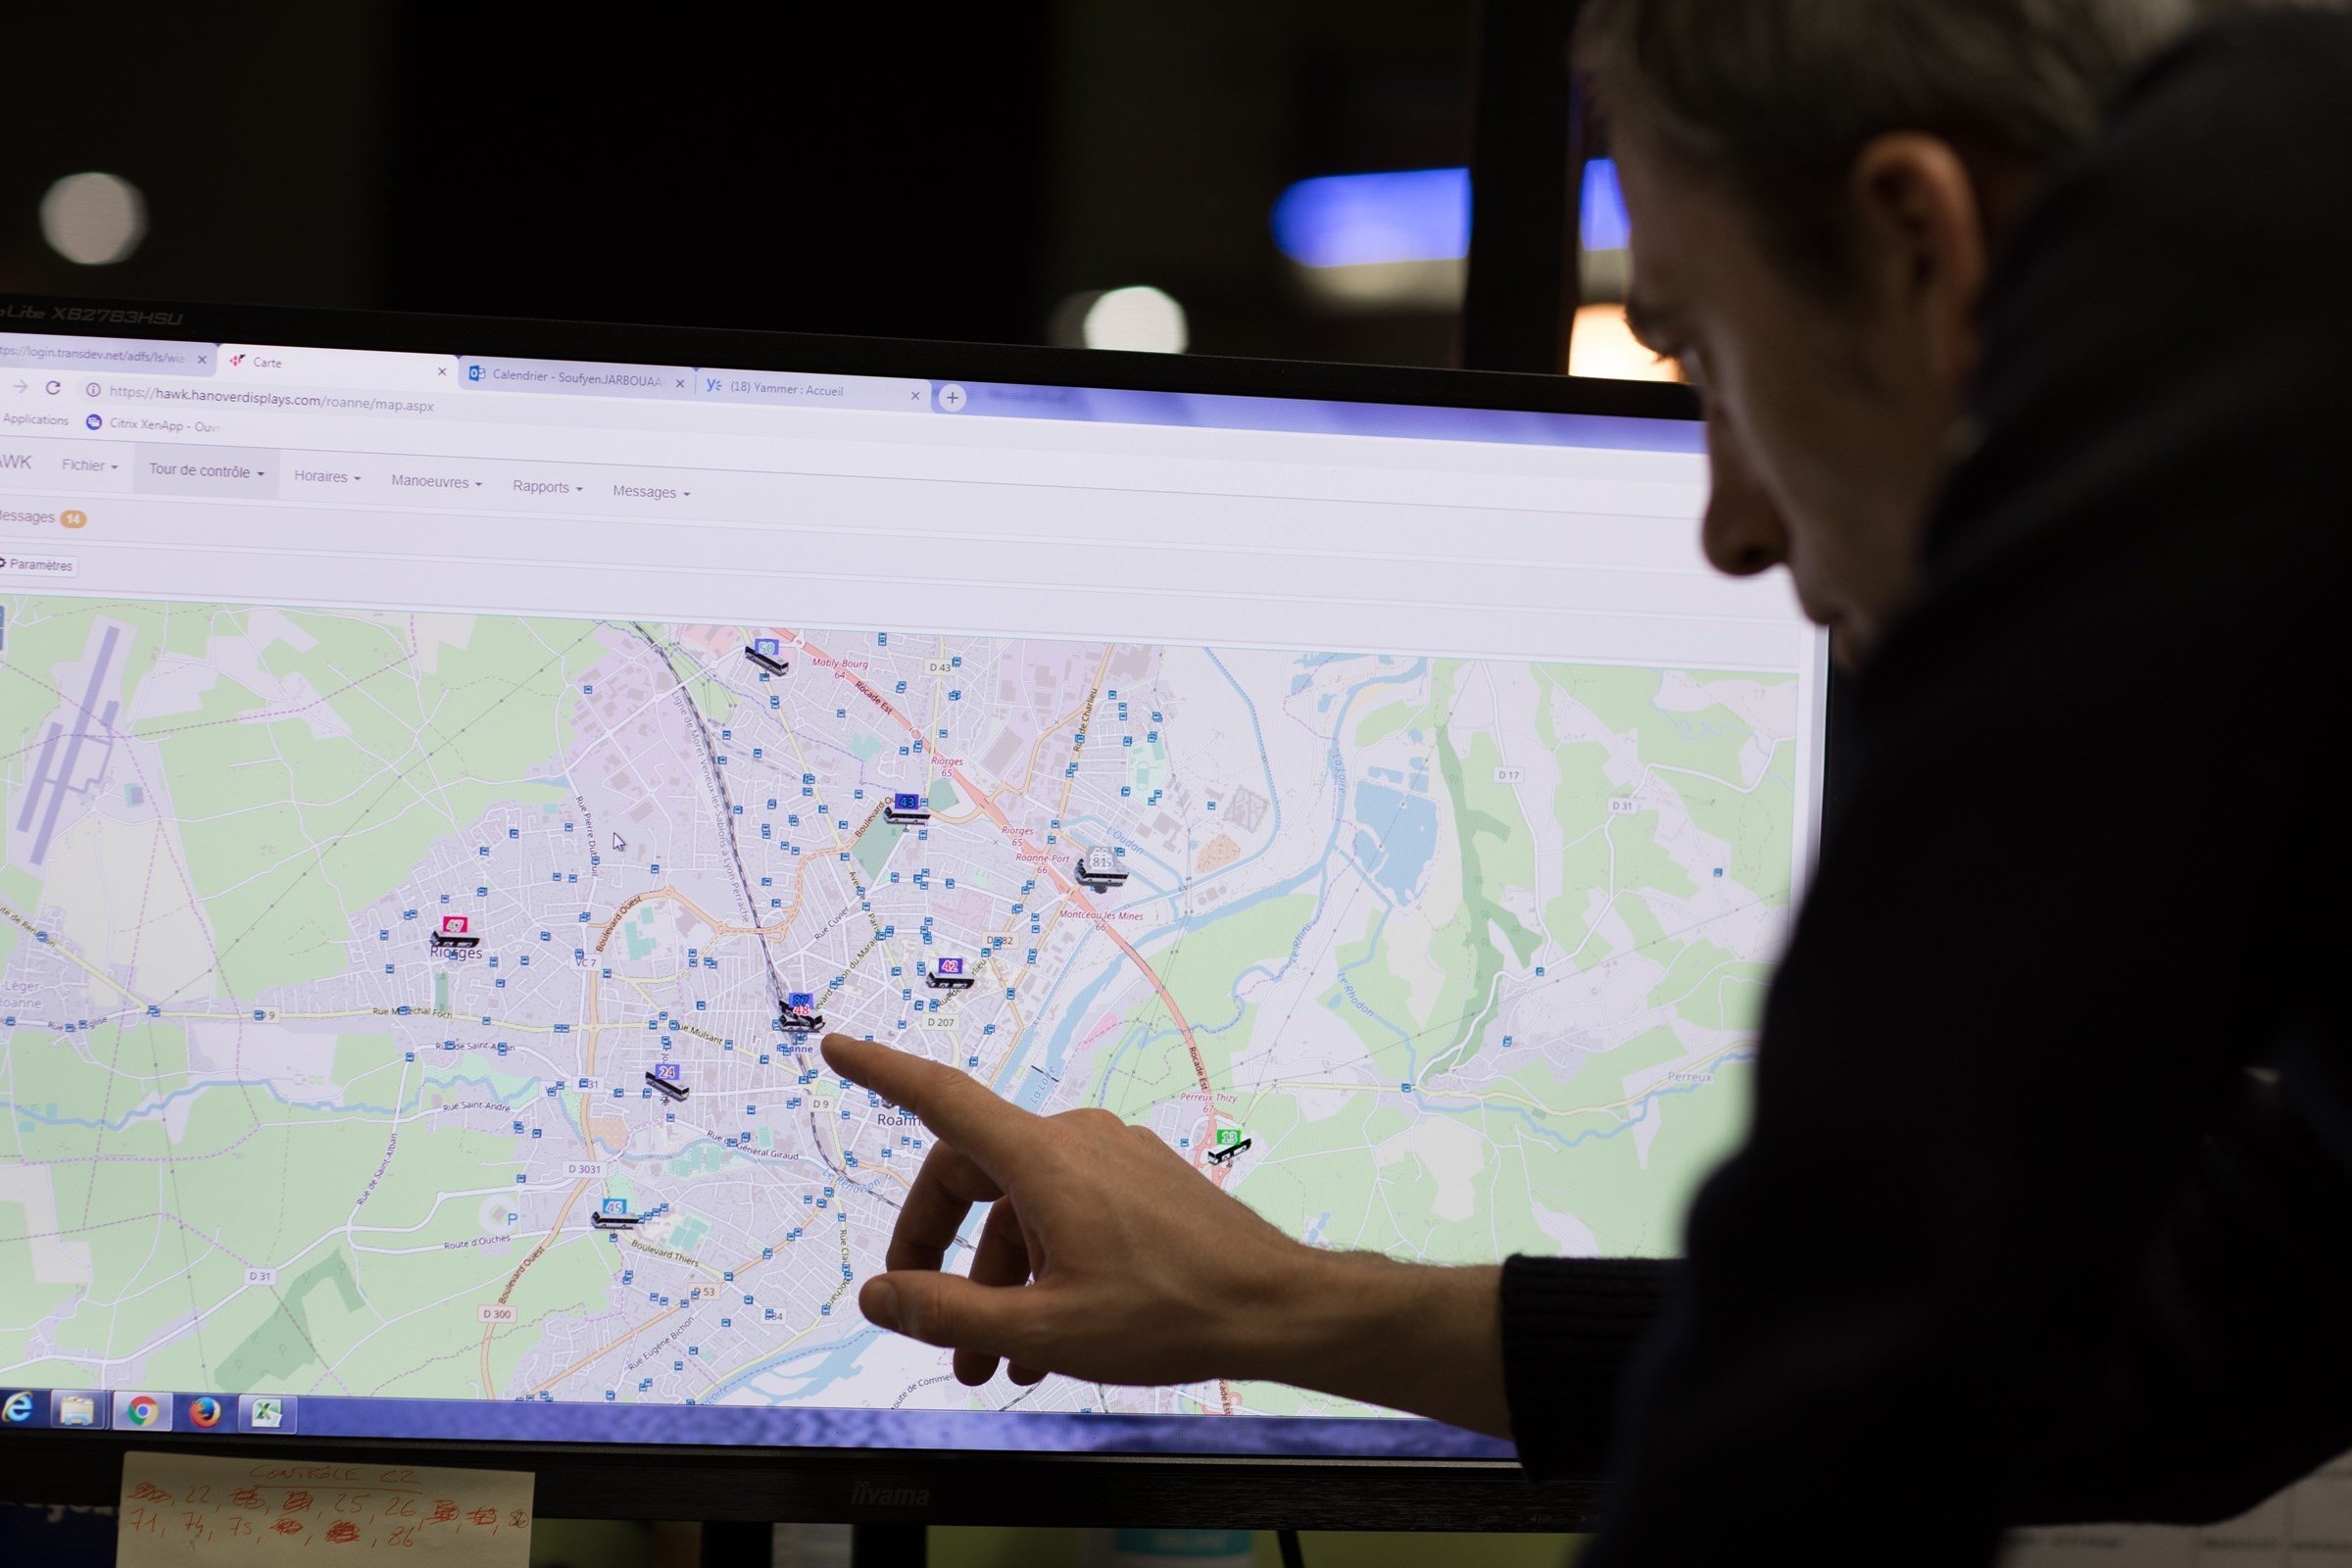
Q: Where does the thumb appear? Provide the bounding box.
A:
[860,1271,1041,1361]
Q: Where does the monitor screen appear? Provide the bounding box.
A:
[0,310,1826,1465]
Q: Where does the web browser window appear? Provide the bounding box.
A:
[0,324,1824,1455]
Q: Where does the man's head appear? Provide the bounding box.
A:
[1574,0,2239,665]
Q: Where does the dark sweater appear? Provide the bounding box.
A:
[1497,12,2352,1562]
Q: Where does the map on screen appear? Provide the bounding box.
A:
[0,593,1794,1422]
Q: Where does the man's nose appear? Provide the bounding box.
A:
[1699,413,1788,578]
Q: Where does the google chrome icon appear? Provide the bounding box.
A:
[188,1396,223,1429]
[124,1395,161,1427]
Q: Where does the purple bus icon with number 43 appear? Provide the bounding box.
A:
[885,791,932,825]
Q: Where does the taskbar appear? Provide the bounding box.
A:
[0,1389,289,1436]
[0,1387,1513,1461]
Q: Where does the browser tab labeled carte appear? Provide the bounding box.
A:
[220,343,457,389]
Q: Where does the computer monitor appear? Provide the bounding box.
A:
[0,298,1829,1531]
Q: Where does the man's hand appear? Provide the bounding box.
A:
[820,1033,1511,1436]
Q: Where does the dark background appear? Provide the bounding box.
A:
[0,4,1494,368]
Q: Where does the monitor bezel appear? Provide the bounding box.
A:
[0,293,1714,1532]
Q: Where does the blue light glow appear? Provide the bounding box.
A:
[1270,159,1632,268]
[1271,168,1469,269]
[1582,158,1631,251]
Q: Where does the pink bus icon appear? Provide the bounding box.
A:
[441,915,470,937]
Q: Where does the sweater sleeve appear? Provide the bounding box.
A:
[1497,1255,1675,1480]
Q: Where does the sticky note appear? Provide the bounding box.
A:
[116,1451,532,1564]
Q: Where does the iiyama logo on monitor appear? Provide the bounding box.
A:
[849,1481,932,1510]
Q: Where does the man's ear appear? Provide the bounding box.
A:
[1849,132,1990,392]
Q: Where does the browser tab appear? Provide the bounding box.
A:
[0,335,213,375]
[220,343,457,389]
[457,357,696,399]
[693,367,930,413]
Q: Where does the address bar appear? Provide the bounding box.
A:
[100,382,440,416]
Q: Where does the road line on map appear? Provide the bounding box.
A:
[789,630,1238,1416]
[480,1176,593,1396]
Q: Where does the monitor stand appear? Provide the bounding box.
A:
[852,1523,926,1566]
[698,1520,925,1566]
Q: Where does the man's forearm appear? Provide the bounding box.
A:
[1244,1251,1512,1437]
[1231,1248,1674,1472]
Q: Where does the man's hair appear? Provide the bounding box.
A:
[1575,0,2296,289]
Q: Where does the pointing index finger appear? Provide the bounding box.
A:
[821,1033,1039,1172]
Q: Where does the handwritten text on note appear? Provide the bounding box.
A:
[116,1451,533,1565]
